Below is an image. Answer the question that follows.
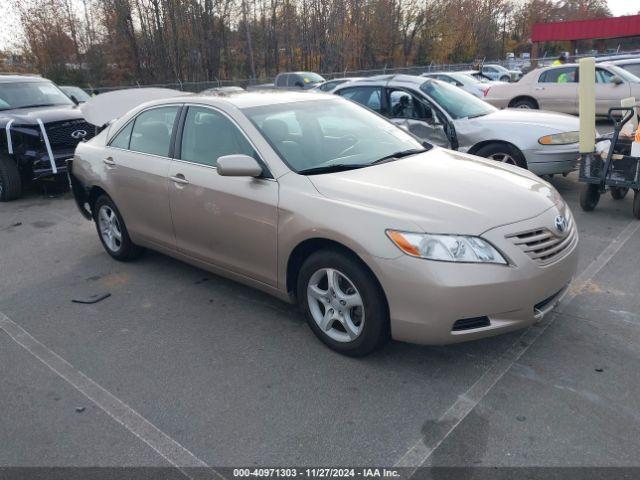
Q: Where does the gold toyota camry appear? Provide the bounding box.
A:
[69,91,578,356]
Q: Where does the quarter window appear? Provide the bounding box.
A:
[129,106,179,157]
[180,106,255,167]
[110,121,134,149]
[596,68,615,84]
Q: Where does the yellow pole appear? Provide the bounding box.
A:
[578,57,596,154]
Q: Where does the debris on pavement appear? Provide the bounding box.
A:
[71,293,112,304]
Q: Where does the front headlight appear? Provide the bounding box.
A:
[386,230,508,264]
[538,131,580,145]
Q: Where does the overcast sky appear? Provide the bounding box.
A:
[0,0,638,52]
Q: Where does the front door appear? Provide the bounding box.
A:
[595,68,632,116]
[386,88,451,148]
[168,105,278,286]
[104,105,180,249]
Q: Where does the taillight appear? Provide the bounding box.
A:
[483,87,491,97]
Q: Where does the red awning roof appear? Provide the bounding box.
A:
[532,15,640,42]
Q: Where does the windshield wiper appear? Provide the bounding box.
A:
[297,164,367,175]
[370,148,427,165]
[12,103,61,109]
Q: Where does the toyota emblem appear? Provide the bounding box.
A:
[71,129,87,140]
[554,215,567,234]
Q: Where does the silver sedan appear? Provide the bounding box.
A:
[334,75,581,176]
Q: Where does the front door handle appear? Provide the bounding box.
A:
[170,174,189,185]
[535,87,545,91]
[103,157,116,166]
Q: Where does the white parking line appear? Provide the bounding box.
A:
[0,311,223,480]
[394,219,640,470]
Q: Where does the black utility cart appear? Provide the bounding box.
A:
[579,107,640,219]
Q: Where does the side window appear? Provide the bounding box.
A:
[596,68,615,84]
[289,75,303,88]
[276,74,288,87]
[539,67,577,83]
[109,120,134,149]
[129,106,178,157]
[180,106,255,167]
[336,87,383,113]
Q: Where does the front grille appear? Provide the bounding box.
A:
[506,213,577,266]
[452,316,491,331]
[44,119,95,148]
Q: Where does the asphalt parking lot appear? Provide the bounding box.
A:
[1,173,639,473]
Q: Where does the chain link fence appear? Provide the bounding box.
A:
[90,50,638,94]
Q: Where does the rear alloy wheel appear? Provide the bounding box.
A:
[94,195,143,261]
[580,184,601,212]
[610,186,629,200]
[511,98,537,109]
[297,250,389,356]
[475,143,527,169]
[0,156,23,201]
[633,190,640,219]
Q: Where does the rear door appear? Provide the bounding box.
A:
[535,67,578,114]
[167,105,278,285]
[104,105,180,249]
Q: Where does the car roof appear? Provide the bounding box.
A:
[152,90,338,109]
[342,74,426,88]
[0,75,49,84]
[606,58,640,66]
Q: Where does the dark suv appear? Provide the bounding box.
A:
[0,75,95,201]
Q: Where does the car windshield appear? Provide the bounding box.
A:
[419,80,497,119]
[243,98,425,174]
[61,86,91,102]
[0,81,73,110]
[609,65,640,83]
[299,72,325,84]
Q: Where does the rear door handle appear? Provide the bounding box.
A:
[170,174,189,185]
[535,87,545,91]
[103,157,116,166]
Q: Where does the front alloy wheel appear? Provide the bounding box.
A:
[307,268,365,343]
[297,249,389,356]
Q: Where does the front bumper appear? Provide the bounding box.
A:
[365,206,579,345]
[522,145,579,176]
[17,148,75,179]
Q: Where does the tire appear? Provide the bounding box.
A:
[633,190,640,220]
[500,75,511,82]
[93,195,143,261]
[0,156,23,201]
[580,184,601,212]
[511,98,538,109]
[610,186,629,200]
[297,249,389,356]
[475,143,527,169]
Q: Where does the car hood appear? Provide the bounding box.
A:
[2,104,83,125]
[308,148,562,235]
[479,108,579,131]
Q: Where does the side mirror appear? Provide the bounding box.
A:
[69,94,80,106]
[217,154,263,177]
[611,76,624,85]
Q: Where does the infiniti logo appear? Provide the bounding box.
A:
[554,215,567,234]
[71,129,87,140]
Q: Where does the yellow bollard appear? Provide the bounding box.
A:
[578,57,596,154]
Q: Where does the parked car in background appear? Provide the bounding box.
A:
[313,77,364,93]
[481,64,520,82]
[334,75,582,176]
[484,62,640,116]
[59,85,91,104]
[200,86,245,95]
[0,75,95,200]
[421,71,500,98]
[69,90,577,355]
[248,72,326,91]
[606,58,640,78]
